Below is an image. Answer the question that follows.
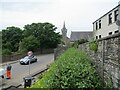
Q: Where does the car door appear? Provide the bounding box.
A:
[30,56,34,62]
[28,56,32,63]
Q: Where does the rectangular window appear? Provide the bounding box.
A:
[99,20,101,29]
[99,35,101,39]
[96,22,98,30]
[96,36,98,39]
[115,30,119,33]
[109,32,112,35]
[114,9,118,21]
[108,13,112,24]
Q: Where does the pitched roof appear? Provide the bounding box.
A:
[70,31,93,41]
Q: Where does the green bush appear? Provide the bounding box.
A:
[31,48,105,88]
[71,39,88,48]
[2,49,11,56]
[89,41,98,52]
[17,49,27,54]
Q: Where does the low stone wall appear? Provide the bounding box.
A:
[54,46,68,60]
[78,33,120,88]
[2,53,26,63]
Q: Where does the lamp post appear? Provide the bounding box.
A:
[27,51,33,76]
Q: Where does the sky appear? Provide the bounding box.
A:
[0,0,119,37]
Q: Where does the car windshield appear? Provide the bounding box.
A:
[24,56,29,59]
[24,56,34,59]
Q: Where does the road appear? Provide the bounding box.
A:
[1,53,54,88]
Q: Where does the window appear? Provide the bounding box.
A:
[108,13,112,24]
[114,9,118,21]
[109,32,112,35]
[99,35,101,39]
[96,22,98,30]
[96,36,98,39]
[99,20,101,29]
[115,30,119,33]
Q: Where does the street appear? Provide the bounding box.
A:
[1,53,54,89]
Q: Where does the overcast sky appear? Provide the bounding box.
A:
[0,0,119,37]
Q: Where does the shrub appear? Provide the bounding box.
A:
[31,48,104,88]
[17,49,27,54]
[2,49,11,56]
[89,41,98,52]
[71,39,88,48]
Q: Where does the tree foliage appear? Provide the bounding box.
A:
[23,22,61,48]
[2,22,61,55]
[20,35,39,51]
[2,26,23,52]
[72,39,88,48]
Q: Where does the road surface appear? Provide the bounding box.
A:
[1,53,54,88]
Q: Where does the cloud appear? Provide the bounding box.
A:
[0,0,119,37]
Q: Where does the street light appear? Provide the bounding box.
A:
[27,51,33,76]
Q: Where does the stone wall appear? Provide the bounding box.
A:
[78,32,120,88]
[54,46,68,61]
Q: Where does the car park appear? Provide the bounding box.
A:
[19,56,37,65]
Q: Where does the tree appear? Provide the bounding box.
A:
[23,22,61,49]
[20,35,39,52]
[2,26,23,52]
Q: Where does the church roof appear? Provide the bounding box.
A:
[70,31,93,41]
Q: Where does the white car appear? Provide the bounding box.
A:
[0,67,6,86]
[20,56,37,65]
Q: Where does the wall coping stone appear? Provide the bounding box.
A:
[96,32,120,41]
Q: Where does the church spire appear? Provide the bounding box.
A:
[61,21,67,45]
[63,21,66,29]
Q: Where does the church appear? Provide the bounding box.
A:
[61,22,93,44]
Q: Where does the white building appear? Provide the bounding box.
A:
[93,4,120,39]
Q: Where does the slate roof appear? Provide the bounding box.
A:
[70,31,93,41]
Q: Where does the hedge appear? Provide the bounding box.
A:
[31,48,104,88]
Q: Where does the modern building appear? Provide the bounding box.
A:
[93,4,120,39]
[70,31,93,42]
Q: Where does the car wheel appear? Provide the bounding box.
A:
[35,59,37,62]
[26,61,29,65]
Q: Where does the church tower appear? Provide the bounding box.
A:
[61,21,67,45]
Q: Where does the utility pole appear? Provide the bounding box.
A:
[27,51,33,76]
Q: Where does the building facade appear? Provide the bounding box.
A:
[93,4,120,39]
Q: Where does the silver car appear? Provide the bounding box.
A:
[0,67,6,86]
[20,56,37,65]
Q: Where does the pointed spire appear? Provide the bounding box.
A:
[63,21,66,28]
[62,21,67,30]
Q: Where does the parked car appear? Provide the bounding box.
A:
[0,67,6,86]
[19,56,37,65]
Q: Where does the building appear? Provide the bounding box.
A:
[93,4,120,39]
[61,22,68,45]
[70,31,93,42]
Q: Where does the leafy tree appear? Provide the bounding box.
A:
[2,49,11,56]
[2,26,23,52]
[20,35,39,52]
[72,39,88,48]
[23,22,61,49]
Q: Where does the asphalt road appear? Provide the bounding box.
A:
[2,53,54,88]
